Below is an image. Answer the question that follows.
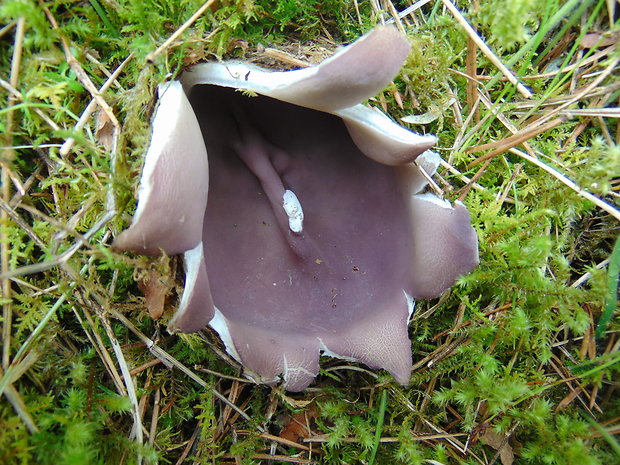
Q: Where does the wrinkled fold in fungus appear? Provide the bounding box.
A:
[115,26,479,391]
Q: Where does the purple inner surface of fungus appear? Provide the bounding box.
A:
[195,85,412,332]
[190,86,415,389]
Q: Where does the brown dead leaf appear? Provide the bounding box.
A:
[580,32,619,49]
[480,430,514,465]
[279,408,317,443]
[95,107,115,152]
[138,269,172,319]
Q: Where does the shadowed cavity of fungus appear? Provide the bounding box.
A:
[114,26,479,391]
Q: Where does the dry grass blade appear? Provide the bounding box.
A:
[476,89,536,154]
[441,0,533,98]
[40,3,119,134]
[465,36,479,121]
[466,116,568,169]
[0,371,39,434]
[2,16,25,378]
[384,0,406,35]
[148,387,161,447]
[260,432,312,452]
[60,53,134,157]
[510,148,620,221]
[539,58,620,126]
[100,313,144,464]
[386,0,433,23]
[145,0,219,63]
[262,48,311,68]
[560,107,620,118]
[75,303,128,395]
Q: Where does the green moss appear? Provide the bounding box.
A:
[471,0,544,52]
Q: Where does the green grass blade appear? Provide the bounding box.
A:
[596,234,620,338]
[368,389,388,465]
[89,0,119,38]
[584,414,620,458]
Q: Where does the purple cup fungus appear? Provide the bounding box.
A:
[114,26,479,391]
